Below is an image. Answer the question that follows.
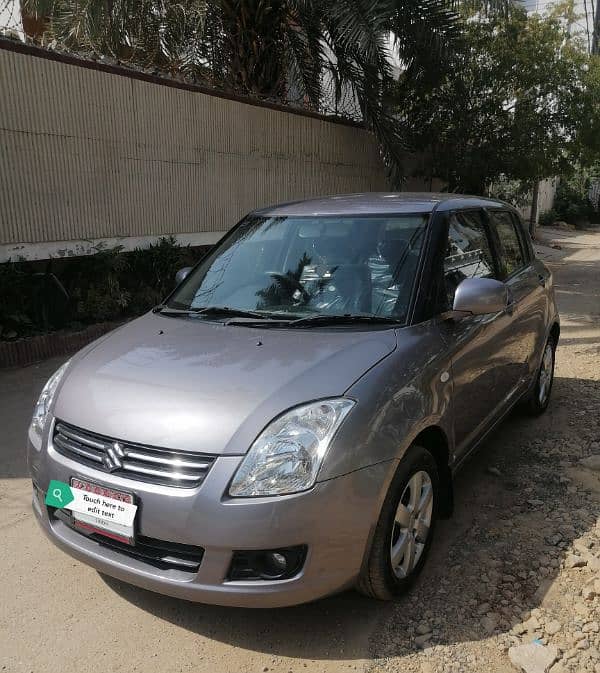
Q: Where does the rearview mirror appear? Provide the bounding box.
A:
[452,277,509,316]
[175,267,192,286]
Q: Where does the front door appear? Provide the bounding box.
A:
[437,208,522,460]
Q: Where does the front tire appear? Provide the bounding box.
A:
[357,445,439,600]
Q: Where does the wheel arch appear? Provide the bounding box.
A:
[412,425,453,519]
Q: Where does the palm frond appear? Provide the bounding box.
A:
[22,0,513,184]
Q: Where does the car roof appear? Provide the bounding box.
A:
[253,192,512,217]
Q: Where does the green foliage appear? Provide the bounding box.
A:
[488,177,533,210]
[23,0,510,185]
[22,0,208,76]
[391,4,600,193]
[0,259,71,339]
[537,170,598,227]
[0,259,35,340]
[63,245,129,322]
[124,236,198,314]
[552,181,595,226]
[0,237,206,340]
[538,209,560,227]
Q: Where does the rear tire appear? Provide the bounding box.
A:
[522,335,556,416]
[357,445,439,600]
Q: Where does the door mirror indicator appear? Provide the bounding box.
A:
[451,277,509,316]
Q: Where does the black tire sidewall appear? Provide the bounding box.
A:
[530,337,556,414]
[374,446,440,597]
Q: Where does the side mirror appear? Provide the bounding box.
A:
[174,267,192,286]
[452,277,509,316]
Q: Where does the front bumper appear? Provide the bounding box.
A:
[29,431,391,608]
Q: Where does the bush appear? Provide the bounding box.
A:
[0,259,70,339]
[552,182,595,226]
[0,259,34,339]
[539,209,561,227]
[0,237,208,341]
[66,245,131,323]
[125,236,195,314]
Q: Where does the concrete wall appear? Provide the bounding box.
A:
[537,178,558,215]
[518,178,558,222]
[0,41,390,261]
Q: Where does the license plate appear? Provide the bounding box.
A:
[69,477,137,545]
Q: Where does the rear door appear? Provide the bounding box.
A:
[486,208,547,385]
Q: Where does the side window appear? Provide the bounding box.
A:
[488,210,526,277]
[512,213,532,261]
[443,210,497,307]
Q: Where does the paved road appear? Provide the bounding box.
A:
[1,228,599,673]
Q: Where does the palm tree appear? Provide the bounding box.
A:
[20,0,208,75]
[22,0,511,183]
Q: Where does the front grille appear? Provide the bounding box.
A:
[53,420,216,488]
[51,508,204,572]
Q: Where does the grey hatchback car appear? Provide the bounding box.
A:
[28,193,559,607]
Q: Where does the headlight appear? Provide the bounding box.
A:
[229,398,355,497]
[30,361,70,438]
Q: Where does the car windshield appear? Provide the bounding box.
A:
[167,213,429,323]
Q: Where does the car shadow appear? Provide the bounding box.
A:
[101,373,599,663]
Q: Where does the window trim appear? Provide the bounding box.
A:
[510,212,534,264]
[485,207,529,280]
[432,207,501,315]
[410,209,447,322]
[458,208,504,280]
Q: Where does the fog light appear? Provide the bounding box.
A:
[227,546,307,581]
[264,552,288,577]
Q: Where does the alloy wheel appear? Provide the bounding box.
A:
[538,343,554,405]
[390,470,434,579]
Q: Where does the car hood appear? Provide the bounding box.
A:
[53,312,397,455]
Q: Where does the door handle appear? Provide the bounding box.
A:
[538,274,546,287]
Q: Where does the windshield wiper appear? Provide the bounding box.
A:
[154,305,269,319]
[287,314,402,327]
[153,305,196,315]
[154,305,400,327]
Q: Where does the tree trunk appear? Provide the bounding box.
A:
[593,0,600,54]
[219,0,287,99]
[530,181,540,240]
[20,0,47,41]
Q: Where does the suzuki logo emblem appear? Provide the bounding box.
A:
[103,442,126,471]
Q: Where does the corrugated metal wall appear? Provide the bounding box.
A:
[0,44,389,256]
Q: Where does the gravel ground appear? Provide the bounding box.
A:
[368,227,600,673]
[1,227,598,673]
